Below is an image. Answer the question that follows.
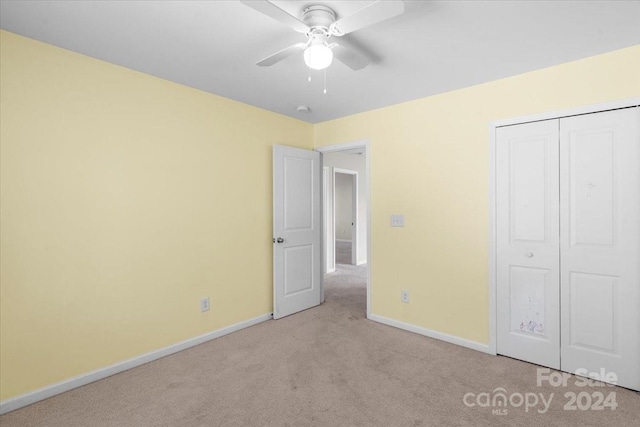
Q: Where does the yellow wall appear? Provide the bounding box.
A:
[2,28,639,402]
[314,45,640,344]
[0,31,313,400]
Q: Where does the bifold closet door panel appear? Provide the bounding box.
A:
[496,119,560,369]
[560,107,640,391]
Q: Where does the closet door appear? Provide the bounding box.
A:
[496,119,560,369]
[560,107,640,391]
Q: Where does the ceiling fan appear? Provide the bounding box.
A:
[240,0,405,71]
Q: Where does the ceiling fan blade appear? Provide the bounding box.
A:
[331,44,370,71]
[256,43,307,66]
[330,0,405,36]
[240,1,309,33]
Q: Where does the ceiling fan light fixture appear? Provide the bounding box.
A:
[303,44,333,70]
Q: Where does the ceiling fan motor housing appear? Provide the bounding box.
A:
[302,5,336,31]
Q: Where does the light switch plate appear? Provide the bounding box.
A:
[391,214,405,227]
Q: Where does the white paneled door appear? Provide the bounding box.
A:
[273,145,321,319]
[496,119,561,369]
[497,106,640,391]
[559,108,640,390]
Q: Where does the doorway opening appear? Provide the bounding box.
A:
[318,141,370,319]
[333,168,357,266]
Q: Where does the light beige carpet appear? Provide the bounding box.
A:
[335,240,352,265]
[1,265,638,426]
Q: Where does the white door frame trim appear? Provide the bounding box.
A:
[488,97,640,355]
[316,140,371,319]
[333,167,358,265]
[322,167,335,274]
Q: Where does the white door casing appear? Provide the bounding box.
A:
[496,119,561,369]
[559,108,640,390]
[350,172,358,265]
[273,145,321,319]
[323,167,335,274]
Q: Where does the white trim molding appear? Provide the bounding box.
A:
[0,313,272,415]
[369,314,492,354]
[487,97,640,357]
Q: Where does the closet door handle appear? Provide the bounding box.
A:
[526,252,534,258]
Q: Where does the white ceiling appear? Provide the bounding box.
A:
[2,1,639,123]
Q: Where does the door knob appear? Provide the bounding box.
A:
[526,252,534,258]
[276,237,284,243]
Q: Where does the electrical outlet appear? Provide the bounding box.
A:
[401,290,410,303]
[391,214,405,227]
[200,297,210,312]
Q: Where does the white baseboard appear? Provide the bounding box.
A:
[335,239,352,243]
[357,260,367,266]
[368,314,491,355]
[0,313,272,415]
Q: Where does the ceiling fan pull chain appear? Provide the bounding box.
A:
[324,69,327,94]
